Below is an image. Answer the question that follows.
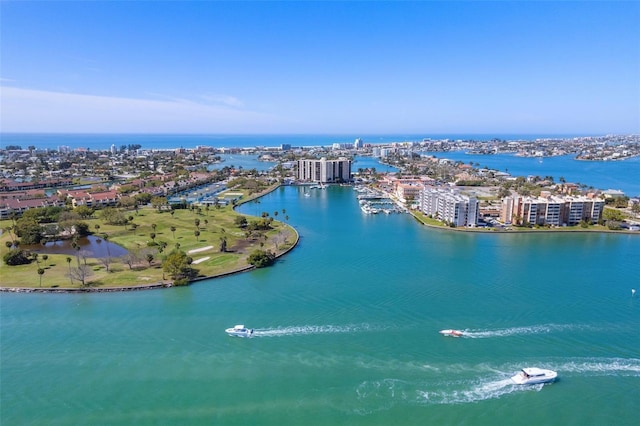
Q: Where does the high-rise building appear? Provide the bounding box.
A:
[420,187,479,227]
[297,157,352,183]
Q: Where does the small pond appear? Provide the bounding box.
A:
[27,235,128,258]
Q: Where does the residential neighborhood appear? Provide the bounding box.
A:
[1,135,639,230]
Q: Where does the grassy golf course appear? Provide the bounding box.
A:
[0,189,297,291]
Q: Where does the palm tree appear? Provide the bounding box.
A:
[194,230,200,242]
[66,257,73,284]
[150,232,156,242]
[194,218,200,229]
[170,226,176,239]
[42,254,48,266]
[151,223,157,232]
[38,268,45,287]
[146,253,154,266]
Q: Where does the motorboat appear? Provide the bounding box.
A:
[225,325,254,338]
[511,367,557,385]
[439,329,464,337]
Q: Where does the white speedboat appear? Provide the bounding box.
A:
[225,325,254,338]
[439,329,464,337]
[511,367,557,385]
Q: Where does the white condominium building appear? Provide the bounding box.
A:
[420,187,479,227]
[501,195,604,226]
[297,157,352,183]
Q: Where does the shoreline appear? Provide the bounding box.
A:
[1,183,299,294]
[409,210,639,235]
[0,225,300,294]
[2,184,636,294]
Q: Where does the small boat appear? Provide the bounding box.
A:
[439,329,464,337]
[511,368,557,385]
[225,325,254,338]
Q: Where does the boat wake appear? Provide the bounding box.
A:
[417,378,541,405]
[555,357,640,376]
[352,357,639,412]
[354,376,539,411]
[462,323,588,338]
[253,324,372,337]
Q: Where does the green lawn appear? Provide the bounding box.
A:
[1,200,297,290]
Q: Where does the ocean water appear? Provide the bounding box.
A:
[0,132,594,151]
[1,186,638,425]
[2,133,637,195]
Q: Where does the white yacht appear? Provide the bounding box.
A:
[225,325,254,338]
[511,367,557,385]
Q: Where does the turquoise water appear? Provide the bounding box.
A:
[422,151,640,196]
[2,186,639,425]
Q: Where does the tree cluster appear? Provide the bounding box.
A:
[247,249,276,268]
[100,207,129,225]
[162,249,199,283]
[3,249,31,265]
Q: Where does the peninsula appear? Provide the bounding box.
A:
[1,134,639,291]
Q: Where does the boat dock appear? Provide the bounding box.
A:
[354,186,406,215]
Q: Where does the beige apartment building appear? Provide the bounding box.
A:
[501,195,604,226]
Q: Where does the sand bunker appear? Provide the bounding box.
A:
[188,246,213,254]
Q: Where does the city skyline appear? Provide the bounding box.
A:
[1,1,639,134]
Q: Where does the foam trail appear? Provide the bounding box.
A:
[463,324,584,338]
[417,376,548,406]
[557,358,640,376]
[253,324,369,337]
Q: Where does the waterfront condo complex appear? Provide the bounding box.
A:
[420,188,480,227]
[500,194,604,226]
[297,158,352,183]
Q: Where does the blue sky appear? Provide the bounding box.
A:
[1,1,638,134]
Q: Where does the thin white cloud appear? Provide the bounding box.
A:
[1,86,293,133]
[199,94,245,108]
[141,92,245,109]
